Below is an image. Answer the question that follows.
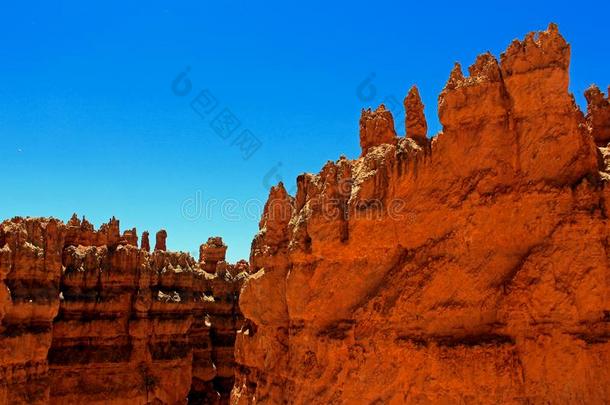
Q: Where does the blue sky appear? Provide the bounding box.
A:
[1,1,609,261]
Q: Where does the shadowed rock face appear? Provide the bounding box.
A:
[585,84,610,145]
[155,230,168,251]
[0,217,248,405]
[233,24,610,404]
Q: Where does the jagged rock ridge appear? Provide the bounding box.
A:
[0,216,249,404]
[1,23,610,405]
[233,24,610,404]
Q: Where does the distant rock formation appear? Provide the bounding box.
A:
[155,229,167,251]
[233,24,610,404]
[141,231,150,252]
[0,217,248,404]
[200,237,228,273]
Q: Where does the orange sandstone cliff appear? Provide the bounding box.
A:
[1,24,610,405]
[0,216,248,404]
[233,24,610,404]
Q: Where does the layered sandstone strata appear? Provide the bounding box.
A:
[233,24,610,404]
[0,216,248,405]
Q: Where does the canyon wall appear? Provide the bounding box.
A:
[0,216,247,404]
[1,23,609,405]
[233,24,610,404]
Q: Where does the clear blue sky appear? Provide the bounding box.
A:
[1,1,609,261]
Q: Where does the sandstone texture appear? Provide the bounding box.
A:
[359,104,398,156]
[404,86,428,146]
[233,24,610,404]
[0,216,248,404]
[585,84,610,146]
[1,23,610,405]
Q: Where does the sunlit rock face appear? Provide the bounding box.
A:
[1,23,609,405]
[233,24,610,404]
[0,217,248,405]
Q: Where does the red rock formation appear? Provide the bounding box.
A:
[121,228,138,246]
[155,230,167,251]
[0,217,247,404]
[190,237,246,404]
[359,104,397,155]
[2,23,610,405]
[233,24,610,404]
[141,231,150,252]
[585,84,610,145]
[0,218,64,405]
[404,85,427,145]
[199,237,228,273]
